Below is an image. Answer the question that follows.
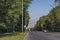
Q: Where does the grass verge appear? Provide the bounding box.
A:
[0,32,27,40]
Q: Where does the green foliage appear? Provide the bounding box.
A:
[0,0,31,33]
[34,5,60,32]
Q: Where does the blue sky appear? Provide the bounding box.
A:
[28,0,55,26]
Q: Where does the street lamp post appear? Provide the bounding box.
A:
[22,0,24,32]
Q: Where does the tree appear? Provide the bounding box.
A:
[0,0,32,33]
[55,0,60,5]
[34,5,60,32]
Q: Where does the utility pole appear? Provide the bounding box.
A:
[22,0,24,32]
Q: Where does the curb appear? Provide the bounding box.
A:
[23,32,29,40]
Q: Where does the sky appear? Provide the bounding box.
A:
[28,0,55,27]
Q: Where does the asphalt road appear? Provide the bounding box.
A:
[24,31,60,40]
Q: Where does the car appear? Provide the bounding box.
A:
[43,30,47,32]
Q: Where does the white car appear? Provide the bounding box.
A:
[43,30,47,32]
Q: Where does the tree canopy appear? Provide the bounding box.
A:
[0,0,32,33]
[34,0,60,32]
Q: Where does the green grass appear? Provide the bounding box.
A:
[0,32,27,40]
